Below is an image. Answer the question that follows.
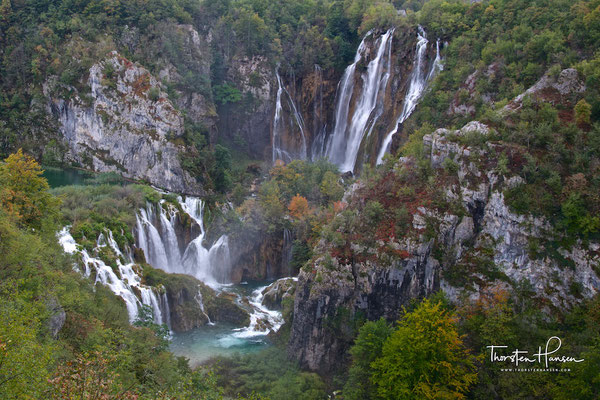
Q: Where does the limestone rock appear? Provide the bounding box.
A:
[261,277,297,310]
[504,68,585,113]
[46,52,203,195]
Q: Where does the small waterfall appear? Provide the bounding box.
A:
[231,285,284,338]
[311,65,328,159]
[272,72,290,162]
[136,197,232,289]
[195,290,214,325]
[136,206,170,271]
[376,27,443,164]
[58,227,166,325]
[160,292,172,331]
[427,39,444,81]
[282,228,294,276]
[272,70,307,163]
[325,28,395,172]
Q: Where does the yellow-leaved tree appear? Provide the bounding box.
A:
[0,149,60,229]
[371,299,478,400]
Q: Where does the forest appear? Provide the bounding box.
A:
[1,0,600,399]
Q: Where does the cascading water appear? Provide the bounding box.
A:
[427,39,444,81]
[376,27,443,164]
[282,228,294,276]
[58,227,167,326]
[325,28,395,172]
[231,284,284,339]
[272,70,308,163]
[195,290,214,325]
[135,197,232,289]
[311,64,328,160]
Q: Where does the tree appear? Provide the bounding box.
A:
[320,171,344,204]
[0,288,53,400]
[212,144,232,193]
[49,351,138,400]
[0,149,61,229]
[0,0,11,25]
[344,318,393,400]
[371,299,478,400]
[575,99,592,128]
[259,181,285,232]
[288,194,309,219]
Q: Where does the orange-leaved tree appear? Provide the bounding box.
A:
[288,194,309,219]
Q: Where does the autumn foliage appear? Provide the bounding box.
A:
[288,194,309,219]
[0,149,60,228]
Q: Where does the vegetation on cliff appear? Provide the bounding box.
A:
[1,0,600,399]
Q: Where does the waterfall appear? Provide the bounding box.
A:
[136,206,170,271]
[311,65,328,159]
[325,28,395,172]
[427,39,444,81]
[195,290,214,325]
[231,285,284,338]
[135,197,232,289]
[160,292,172,331]
[58,227,166,325]
[376,27,443,164]
[282,228,294,276]
[272,70,307,163]
[272,72,289,162]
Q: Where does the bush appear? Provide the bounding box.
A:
[148,86,161,102]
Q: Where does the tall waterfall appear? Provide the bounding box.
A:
[325,28,395,172]
[135,197,232,288]
[272,70,307,163]
[376,27,443,164]
[58,227,169,327]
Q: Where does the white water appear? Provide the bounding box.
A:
[231,285,284,339]
[135,197,232,289]
[376,27,443,164]
[59,194,286,349]
[272,70,307,163]
[58,227,168,326]
[326,29,395,172]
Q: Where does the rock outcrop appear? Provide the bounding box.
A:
[45,296,66,339]
[228,230,293,283]
[46,52,203,195]
[146,269,250,332]
[261,277,297,310]
[503,68,585,113]
[217,56,275,159]
[288,120,600,373]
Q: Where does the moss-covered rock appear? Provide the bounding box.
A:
[143,265,250,332]
[261,278,297,310]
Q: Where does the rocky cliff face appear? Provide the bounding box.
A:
[217,56,275,159]
[228,230,292,283]
[46,51,203,195]
[156,24,218,134]
[288,118,600,373]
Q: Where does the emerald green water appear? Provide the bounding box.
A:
[169,322,270,366]
[43,167,126,188]
[43,167,95,187]
[169,282,280,366]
